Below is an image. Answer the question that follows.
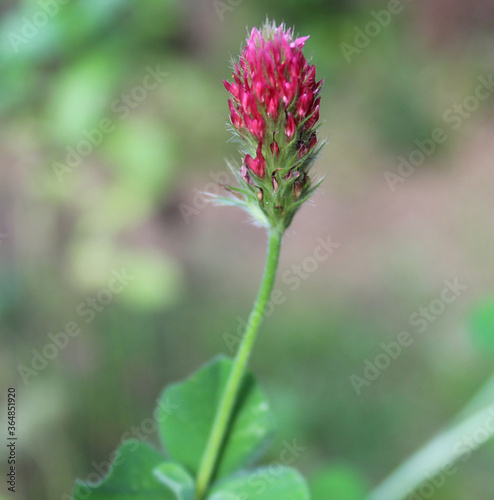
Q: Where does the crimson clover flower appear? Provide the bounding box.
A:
[219,20,325,231]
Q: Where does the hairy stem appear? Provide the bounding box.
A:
[195,227,284,499]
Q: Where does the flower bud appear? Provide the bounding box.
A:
[228,100,242,129]
[297,143,308,158]
[244,142,266,178]
[296,90,313,118]
[285,113,296,141]
[220,20,325,230]
[309,132,317,150]
[270,139,280,158]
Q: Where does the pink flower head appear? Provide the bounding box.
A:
[224,21,323,179]
[221,21,324,231]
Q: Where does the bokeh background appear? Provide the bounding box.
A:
[1,0,494,499]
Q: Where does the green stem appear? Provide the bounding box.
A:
[195,227,284,500]
[367,374,494,500]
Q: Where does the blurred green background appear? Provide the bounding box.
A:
[1,0,494,499]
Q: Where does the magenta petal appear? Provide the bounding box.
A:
[291,35,310,48]
[223,21,322,153]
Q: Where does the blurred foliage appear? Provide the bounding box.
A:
[1,0,494,499]
[310,464,368,500]
[470,296,494,354]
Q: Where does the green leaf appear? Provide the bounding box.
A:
[72,441,174,499]
[208,466,310,500]
[153,462,195,500]
[158,356,275,480]
[309,465,368,500]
